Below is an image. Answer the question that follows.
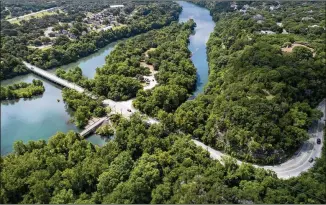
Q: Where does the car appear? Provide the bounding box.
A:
[317,138,321,144]
[308,158,314,163]
[127,109,132,112]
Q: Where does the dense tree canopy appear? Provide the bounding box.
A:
[0,79,45,100]
[1,1,325,204]
[90,20,196,101]
[61,88,106,127]
[1,2,182,80]
[132,20,197,115]
[177,0,326,164]
[1,114,325,204]
[0,51,28,80]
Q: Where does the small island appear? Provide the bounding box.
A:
[0,79,45,100]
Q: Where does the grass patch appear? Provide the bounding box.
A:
[8,9,64,24]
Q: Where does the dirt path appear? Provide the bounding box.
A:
[282,43,316,57]
[140,48,158,90]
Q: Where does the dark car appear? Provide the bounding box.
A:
[127,109,132,112]
[317,138,321,144]
[308,158,314,163]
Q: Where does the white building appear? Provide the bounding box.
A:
[110,5,124,8]
[102,26,113,31]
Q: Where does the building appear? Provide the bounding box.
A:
[110,5,124,8]
[102,26,113,31]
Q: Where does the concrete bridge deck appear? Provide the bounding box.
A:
[23,61,85,93]
[80,117,108,137]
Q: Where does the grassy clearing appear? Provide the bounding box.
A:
[27,45,53,50]
[8,9,64,24]
[262,89,275,100]
[112,24,127,30]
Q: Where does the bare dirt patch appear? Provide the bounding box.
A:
[140,62,156,74]
[281,43,315,56]
[140,48,158,90]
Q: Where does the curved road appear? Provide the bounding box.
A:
[24,61,159,124]
[19,1,325,179]
[194,99,325,179]
[24,60,325,179]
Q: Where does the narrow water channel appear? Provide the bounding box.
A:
[178,1,215,96]
[1,2,215,155]
[49,41,119,78]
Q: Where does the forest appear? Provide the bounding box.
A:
[1,1,325,204]
[25,3,181,70]
[1,114,325,203]
[0,52,28,81]
[176,0,326,164]
[61,88,106,128]
[1,2,182,80]
[1,0,157,19]
[0,79,45,100]
[56,20,196,102]
[131,20,197,115]
[55,67,93,90]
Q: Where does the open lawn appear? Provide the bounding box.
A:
[8,8,64,24]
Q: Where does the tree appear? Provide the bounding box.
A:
[74,106,91,128]
[50,189,75,204]
[94,107,106,117]
[292,46,313,60]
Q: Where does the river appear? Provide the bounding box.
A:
[0,42,118,155]
[1,1,215,155]
[178,1,215,95]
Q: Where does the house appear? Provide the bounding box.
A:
[69,33,77,39]
[302,17,314,21]
[260,30,275,35]
[230,2,237,10]
[253,14,264,21]
[102,26,113,31]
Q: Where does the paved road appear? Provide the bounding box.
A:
[24,62,85,93]
[24,61,158,124]
[194,99,325,179]
[24,61,325,178]
[80,117,108,137]
[102,98,158,124]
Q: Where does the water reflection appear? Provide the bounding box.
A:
[178,1,215,95]
[1,2,215,155]
[49,41,119,79]
[1,74,79,155]
[87,134,111,147]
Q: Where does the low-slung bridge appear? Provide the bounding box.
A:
[80,117,108,137]
[23,61,85,93]
[23,61,158,124]
[24,61,108,137]
[22,61,325,178]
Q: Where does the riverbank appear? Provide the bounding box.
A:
[0,1,208,155]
